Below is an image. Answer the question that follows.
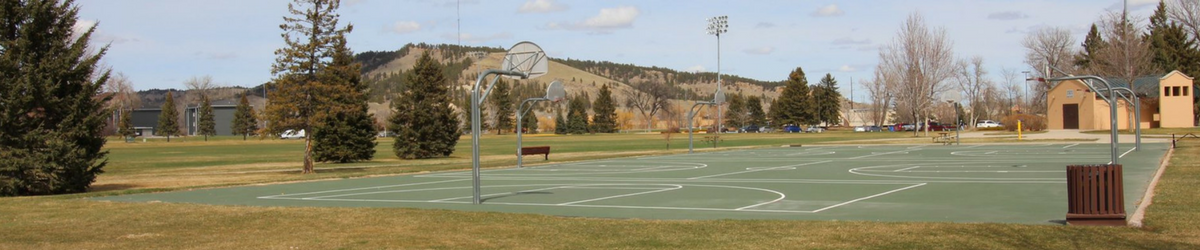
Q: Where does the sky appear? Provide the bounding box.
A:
[76,0,1161,102]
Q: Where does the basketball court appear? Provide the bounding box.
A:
[96,143,1169,224]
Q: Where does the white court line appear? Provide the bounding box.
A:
[849,150,910,159]
[256,179,468,199]
[557,185,682,205]
[893,166,920,172]
[964,145,984,148]
[687,160,832,180]
[430,185,567,202]
[811,183,927,213]
[1108,147,1139,164]
[1063,143,1080,149]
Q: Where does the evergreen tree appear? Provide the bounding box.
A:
[117,109,135,139]
[723,94,745,129]
[814,73,842,126]
[488,78,513,135]
[157,92,181,142]
[554,107,566,134]
[590,84,619,133]
[263,0,353,173]
[231,93,258,140]
[1076,24,1105,71]
[1148,1,1200,77]
[566,95,590,134]
[1,0,110,195]
[770,67,814,127]
[313,36,376,163]
[389,51,461,159]
[746,95,766,126]
[197,95,216,141]
[522,110,539,134]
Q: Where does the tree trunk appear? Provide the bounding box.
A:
[303,136,314,174]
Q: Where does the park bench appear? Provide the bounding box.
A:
[701,136,723,145]
[519,146,551,160]
[932,132,955,145]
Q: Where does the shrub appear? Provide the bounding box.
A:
[1001,114,1046,131]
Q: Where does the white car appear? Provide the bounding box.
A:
[975,120,1002,128]
[280,129,306,139]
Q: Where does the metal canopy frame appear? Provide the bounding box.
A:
[1044,74,1141,164]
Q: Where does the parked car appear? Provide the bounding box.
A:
[280,129,306,139]
[783,125,801,133]
[926,122,961,131]
[855,126,883,132]
[805,126,825,133]
[895,123,917,131]
[976,120,1002,128]
[740,125,760,133]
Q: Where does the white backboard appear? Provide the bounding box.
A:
[545,80,566,102]
[501,41,548,80]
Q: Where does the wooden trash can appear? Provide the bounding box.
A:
[1066,164,1126,226]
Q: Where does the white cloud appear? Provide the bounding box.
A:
[390,21,421,34]
[72,19,97,39]
[581,6,639,29]
[743,46,775,55]
[754,22,776,29]
[686,65,707,73]
[811,4,844,17]
[545,6,639,33]
[838,65,858,72]
[518,0,567,13]
[344,0,365,6]
[441,32,513,43]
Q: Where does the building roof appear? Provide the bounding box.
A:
[1100,70,1192,97]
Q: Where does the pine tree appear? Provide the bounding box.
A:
[1076,24,1105,71]
[263,0,353,173]
[590,84,618,133]
[313,36,376,163]
[197,95,216,141]
[1148,1,1200,77]
[117,109,135,139]
[746,95,766,127]
[522,110,539,134]
[567,94,590,134]
[489,78,513,135]
[554,107,566,134]
[157,92,181,142]
[231,93,258,140]
[723,94,745,129]
[770,67,814,127]
[814,73,842,126]
[1,0,111,195]
[389,51,461,159]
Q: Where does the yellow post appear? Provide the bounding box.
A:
[1017,120,1023,140]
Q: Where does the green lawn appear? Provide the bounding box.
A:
[2,132,1199,249]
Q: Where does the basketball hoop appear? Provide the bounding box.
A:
[545,80,566,102]
[501,41,548,80]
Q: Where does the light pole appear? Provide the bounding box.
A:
[947,100,961,145]
[1021,71,1030,113]
[707,15,727,145]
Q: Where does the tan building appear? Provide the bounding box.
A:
[1047,70,1195,130]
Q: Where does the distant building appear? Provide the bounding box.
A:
[185,99,243,136]
[129,108,162,136]
[1047,70,1196,130]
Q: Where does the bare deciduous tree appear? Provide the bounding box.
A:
[1021,27,1076,114]
[103,72,140,134]
[184,75,217,104]
[623,81,671,131]
[955,56,991,127]
[999,67,1023,116]
[1167,0,1200,43]
[1093,12,1156,93]
[861,69,893,127]
[878,12,957,136]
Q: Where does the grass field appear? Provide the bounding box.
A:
[3,131,1200,249]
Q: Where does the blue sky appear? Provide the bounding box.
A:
[76,0,1160,101]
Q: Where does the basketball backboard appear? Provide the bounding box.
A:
[545,80,565,102]
[501,41,548,80]
[713,89,725,104]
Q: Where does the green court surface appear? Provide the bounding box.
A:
[97,143,1170,224]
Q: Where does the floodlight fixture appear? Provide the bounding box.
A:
[706,15,728,144]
